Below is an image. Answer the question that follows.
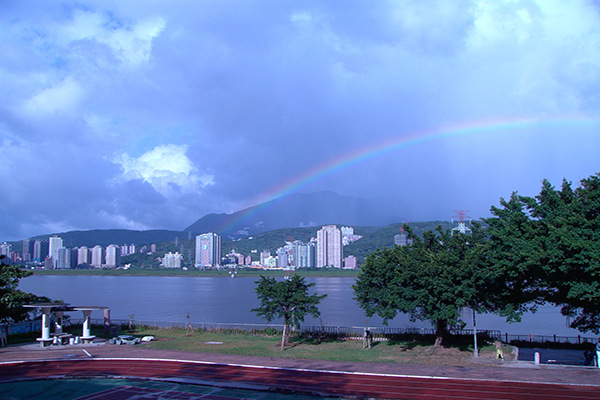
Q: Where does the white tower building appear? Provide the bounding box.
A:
[91,245,104,268]
[105,244,121,268]
[48,236,63,269]
[316,225,342,268]
[195,233,221,268]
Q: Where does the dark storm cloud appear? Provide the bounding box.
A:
[1,0,600,241]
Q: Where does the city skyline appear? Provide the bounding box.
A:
[2,1,600,242]
[3,223,366,269]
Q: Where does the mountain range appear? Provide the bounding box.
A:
[184,191,405,238]
[18,191,410,247]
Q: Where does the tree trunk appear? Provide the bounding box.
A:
[434,319,448,348]
[280,323,289,351]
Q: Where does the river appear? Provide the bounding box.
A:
[19,275,585,336]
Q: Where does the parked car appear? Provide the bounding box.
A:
[110,334,141,345]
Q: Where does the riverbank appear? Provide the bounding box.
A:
[31,268,359,278]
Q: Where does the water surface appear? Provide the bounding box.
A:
[19,275,582,336]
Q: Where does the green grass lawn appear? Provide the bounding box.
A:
[9,324,503,365]
[129,327,502,365]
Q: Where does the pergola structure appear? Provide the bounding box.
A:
[24,303,109,347]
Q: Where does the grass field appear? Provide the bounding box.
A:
[8,324,504,366]
[127,326,502,366]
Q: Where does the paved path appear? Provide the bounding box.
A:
[1,342,600,399]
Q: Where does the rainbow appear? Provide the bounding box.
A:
[220,115,600,233]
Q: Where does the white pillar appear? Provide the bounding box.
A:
[54,311,64,335]
[82,310,92,338]
[41,307,52,340]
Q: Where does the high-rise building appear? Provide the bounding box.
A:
[0,242,12,262]
[91,245,104,267]
[70,248,79,268]
[163,252,183,268]
[77,246,90,265]
[105,244,121,268]
[291,240,315,268]
[22,239,33,262]
[56,247,71,269]
[195,233,221,268]
[263,255,277,268]
[260,250,271,266]
[316,225,342,268]
[48,236,63,268]
[33,240,48,262]
[277,248,289,268]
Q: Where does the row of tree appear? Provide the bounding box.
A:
[353,173,600,347]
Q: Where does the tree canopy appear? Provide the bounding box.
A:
[353,223,537,347]
[355,225,482,346]
[485,173,600,333]
[0,256,50,323]
[252,275,326,350]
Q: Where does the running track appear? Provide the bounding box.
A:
[1,358,600,399]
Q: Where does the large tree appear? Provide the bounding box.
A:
[353,223,533,347]
[0,256,49,323]
[486,173,600,333]
[252,275,326,350]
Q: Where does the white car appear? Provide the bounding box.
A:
[110,335,141,345]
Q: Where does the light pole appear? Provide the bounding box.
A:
[472,307,478,357]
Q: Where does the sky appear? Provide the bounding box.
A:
[2,0,600,241]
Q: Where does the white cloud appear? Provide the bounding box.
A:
[113,144,214,198]
[55,9,165,68]
[21,77,85,116]
[102,15,166,67]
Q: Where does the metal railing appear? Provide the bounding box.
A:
[298,325,502,341]
[2,320,42,335]
[6,318,595,346]
[65,318,285,334]
[504,333,597,346]
[63,318,501,341]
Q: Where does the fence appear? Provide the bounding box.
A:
[6,318,596,346]
[504,333,597,346]
[297,325,503,341]
[66,318,285,335]
[1,320,42,335]
[53,318,503,342]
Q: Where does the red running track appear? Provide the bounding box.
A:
[1,358,599,400]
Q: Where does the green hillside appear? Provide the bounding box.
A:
[12,221,469,268]
[344,221,455,263]
[27,229,188,248]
